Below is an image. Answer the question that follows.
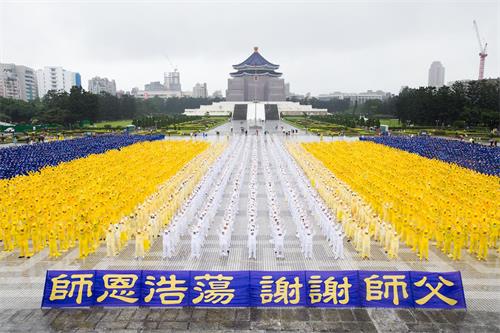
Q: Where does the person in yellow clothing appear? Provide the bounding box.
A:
[48,227,60,258]
[78,225,89,259]
[135,230,145,260]
[16,222,32,258]
[418,230,429,261]
[30,222,43,254]
[1,223,14,252]
[105,226,117,257]
[388,231,400,259]
[361,228,371,259]
[477,228,489,260]
[442,226,453,255]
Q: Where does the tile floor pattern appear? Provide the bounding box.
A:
[0,307,499,333]
[0,121,499,332]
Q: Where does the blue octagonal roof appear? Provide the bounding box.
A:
[233,47,280,70]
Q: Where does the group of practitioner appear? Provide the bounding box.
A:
[161,143,232,259]
[259,137,286,259]
[0,134,164,179]
[278,141,346,260]
[247,139,259,259]
[101,141,225,260]
[267,136,346,260]
[361,136,500,176]
[189,138,243,259]
[218,137,250,257]
[288,142,402,260]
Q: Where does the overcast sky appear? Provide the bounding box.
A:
[0,0,498,95]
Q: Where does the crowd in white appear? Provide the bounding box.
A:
[159,133,345,261]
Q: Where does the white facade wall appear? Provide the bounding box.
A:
[37,67,79,98]
[193,83,208,98]
[184,101,328,117]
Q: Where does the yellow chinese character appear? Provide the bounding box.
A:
[260,276,303,305]
[192,274,234,304]
[323,277,352,305]
[144,274,188,305]
[414,276,458,306]
[96,274,139,304]
[364,274,384,301]
[364,274,409,305]
[49,273,93,305]
[308,275,323,304]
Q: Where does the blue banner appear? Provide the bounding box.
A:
[410,271,466,309]
[358,270,414,308]
[189,271,250,307]
[140,270,190,307]
[41,270,466,309]
[94,270,142,307]
[250,271,306,307]
[42,270,95,308]
[305,270,360,307]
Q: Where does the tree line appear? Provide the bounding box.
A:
[0,87,220,127]
[309,114,380,128]
[298,79,498,129]
[394,80,499,128]
[132,115,201,128]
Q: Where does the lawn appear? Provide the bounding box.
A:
[93,119,133,128]
[379,119,401,127]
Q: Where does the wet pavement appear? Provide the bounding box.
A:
[0,307,499,332]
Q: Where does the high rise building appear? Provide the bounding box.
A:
[36,66,81,98]
[164,69,181,92]
[226,47,286,101]
[192,83,208,98]
[0,63,38,101]
[88,76,117,95]
[145,81,165,91]
[428,61,445,88]
[211,90,223,99]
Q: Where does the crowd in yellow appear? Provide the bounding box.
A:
[294,141,499,261]
[0,140,223,259]
[288,143,385,260]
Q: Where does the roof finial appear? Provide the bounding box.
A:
[254,46,259,52]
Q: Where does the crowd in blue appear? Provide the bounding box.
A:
[0,134,165,179]
[360,136,500,176]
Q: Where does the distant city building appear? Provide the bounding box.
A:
[428,61,445,88]
[164,69,181,92]
[88,76,116,95]
[193,83,208,98]
[285,83,291,98]
[145,81,165,91]
[317,90,391,105]
[36,66,81,97]
[132,69,186,99]
[0,63,38,101]
[211,90,223,99]
[133,90,182,99]
[226,47,286,101]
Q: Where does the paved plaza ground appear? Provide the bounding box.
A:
[0,120,499,332]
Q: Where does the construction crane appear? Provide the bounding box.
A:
[163,54,177,72]
[473,20,488,80]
